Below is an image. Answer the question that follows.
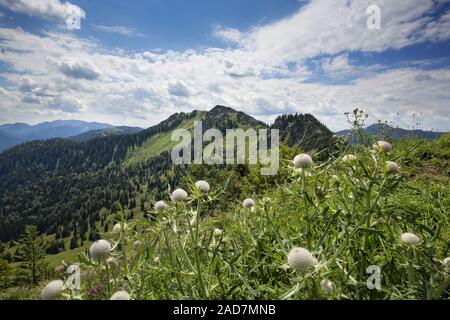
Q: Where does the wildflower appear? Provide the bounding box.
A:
[375,141,393,153]
[154,256,160,263]
[293,154,313,168]
[213,228,223,237]
[41,280,64,300]
[171,188,188,202]
[287,247,318,270]
[154,200,167,211]
[195,180,210,193]
[342,154,357,162]
[242,198,255,210]
[401,232,420,246]
[112,222,128,234]
[320,279,334,294]
[133,240,141,248]
[89,239,112,261]
[110,290,131,300]
[442,257,450,268]
[386,161,399,173]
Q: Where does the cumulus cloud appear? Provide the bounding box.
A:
[320,54,356,79]
[59,61,100,80]
[213,26,245,45]
[49,96,84,113]
[168,81,191,97]
[92,24,145,37]
[0,0,449,131]
[0,0,85,22]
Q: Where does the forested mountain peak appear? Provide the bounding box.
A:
[0,106,338,243]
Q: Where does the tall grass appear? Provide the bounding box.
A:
[44,130,450,300]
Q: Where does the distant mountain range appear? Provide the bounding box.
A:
[336,123,444,142]
[69,126,144,142]
[0,120,143,152]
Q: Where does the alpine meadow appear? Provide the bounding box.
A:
[0,0,449,304]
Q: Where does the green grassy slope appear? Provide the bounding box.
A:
[32,133,450,300]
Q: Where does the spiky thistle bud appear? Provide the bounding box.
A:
[386,161,399,173]
[154,200,167,211]
[89,239,112,261]
[133,240,141,248]
[443,257,450,268]
[195,180,210,193]
[287,247,318,270]
[110,290,131,300]
[375,141,393,153]
[171,188,188,202]
[320,279,334,294]
[113,222,128,234]
[242,198,255,210]
[41,280,64,300]
[342,154,357,162]
[401,232,420,246]
[293,154,313,168]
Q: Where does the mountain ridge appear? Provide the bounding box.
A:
[0,105,336,243]
[336,123,444,142]
[0,120,138,152]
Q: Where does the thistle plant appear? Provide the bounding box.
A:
[72,110,448,300]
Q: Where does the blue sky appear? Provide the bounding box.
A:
[0,0,449,131]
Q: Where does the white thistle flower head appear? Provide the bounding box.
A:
[386,161,399,173]
[401,232,420,246]
[133,240,141,248]
[342,154,357,162]
[320,279,334,294]
[41,280,64,300]
[213,228,223,237]
[287,247,318,270]
[242,198,255,210]
[293,154,313,168]
[112,222,128,234]
[89,239,112,261]
[375,141,393,153]
[110,290,131,300]
[195,180,210,193]
[154,256,160,263]
[154,200,167,211]
[171,188,188,202]
[443,257,450,268]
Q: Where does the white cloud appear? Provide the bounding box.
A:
[0,0,85,22]
[92,24,145,37]
[0,0,449,132]
[320,54,356,79]
[213,26,245,45]
[168,81,191,97]
[59,60,100,80]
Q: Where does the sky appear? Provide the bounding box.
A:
[0,0,449,132]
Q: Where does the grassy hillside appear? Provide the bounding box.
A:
[123,111,205,167]
[5,133,445,300]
